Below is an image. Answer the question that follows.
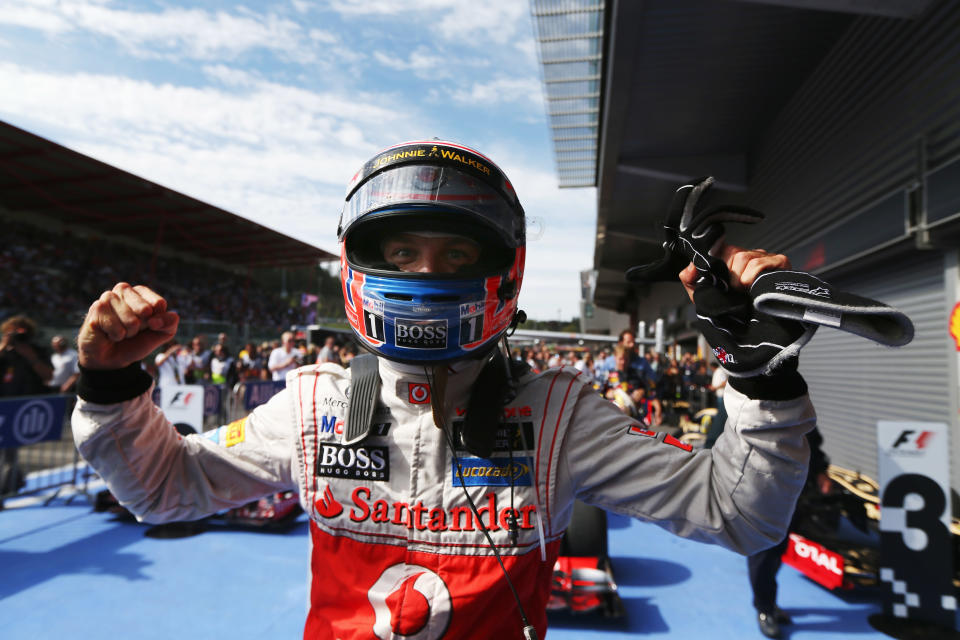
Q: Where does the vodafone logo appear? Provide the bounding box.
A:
[408,383,431,404]
[369,564,451,640]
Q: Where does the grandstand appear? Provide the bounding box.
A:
[0,120,340,342]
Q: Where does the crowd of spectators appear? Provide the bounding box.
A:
[0,218,319,331]
[147,331,359,389]
[1,216,722,430]
[514,328,724,429]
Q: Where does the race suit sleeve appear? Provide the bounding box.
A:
[557,383,815,555]
[73,380,297,524]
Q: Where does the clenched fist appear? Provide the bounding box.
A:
[77,283,179,370]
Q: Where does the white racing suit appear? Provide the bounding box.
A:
[73,358,815,639]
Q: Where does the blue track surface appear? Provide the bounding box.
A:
[1,488,894,639]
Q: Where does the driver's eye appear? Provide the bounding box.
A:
[388,247,417,262]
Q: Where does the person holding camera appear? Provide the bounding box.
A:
[267,330,303,381]
[1,315,52,396]
[0,314,53,504]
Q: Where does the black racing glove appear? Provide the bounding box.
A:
[624,176,764,290]
[693,284,817,379]
[626,177,816,395]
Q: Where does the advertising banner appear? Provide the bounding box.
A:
[0,395,68,449]
[243,380,286,411]
[781,532,845,590]
[877,421,955,629]
[160,385,205,435]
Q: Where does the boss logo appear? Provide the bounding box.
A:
[316,444,389,481]
[395,318,447,349]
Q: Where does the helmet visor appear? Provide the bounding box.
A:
[341,164,524,247]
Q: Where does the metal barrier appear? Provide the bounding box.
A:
[0,394,89,504]
[1,380,290,506]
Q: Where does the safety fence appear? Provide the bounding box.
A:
[0,379,288,506]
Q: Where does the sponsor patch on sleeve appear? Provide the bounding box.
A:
[628,425,657,438]
[627,424,694,453]
[202,426,225,445]
[225,418,246,447]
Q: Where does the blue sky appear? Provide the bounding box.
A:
[0,0,597,321]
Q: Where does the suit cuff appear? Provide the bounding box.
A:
[728,369,807,401]
[77,363,153,404]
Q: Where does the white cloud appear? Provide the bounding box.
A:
[373,46,447,79]
[291,0,315,14]
[328,0,455,16]
[450,76,543,109]
[435,1,529,46]
[201,64,260,87]
[0,0,318,62]
[0,62,430,253]
[308,28,338,44]
[0,3,73,33]
[329,0,530,51]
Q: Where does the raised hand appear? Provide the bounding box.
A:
[77,283,179,370]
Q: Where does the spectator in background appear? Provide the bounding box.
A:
[317,336,339,364]
[268,331,303,381]
[0,314,53,504]
[546,350,562,368]
[604,345,644,408]
[187,335,211,383]
[0,315,52,395]
[573,351,595,384]
[49,335,80,393]
[593,347,611,378]
[605,329,656,383]
[749,428,832,638]
[217,333,229,349]
[338,342,358,367]
[238,342,263,380]
[154,339,184,388]
[210,344,238,388]
[259,342,273,379]
[630,385,658,426]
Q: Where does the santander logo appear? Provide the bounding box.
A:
[314,484,343,518]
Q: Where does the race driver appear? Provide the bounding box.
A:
[72,141,816,640]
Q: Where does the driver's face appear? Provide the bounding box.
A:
[382,233,480,274]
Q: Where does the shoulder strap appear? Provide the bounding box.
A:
[343,354,382,445]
